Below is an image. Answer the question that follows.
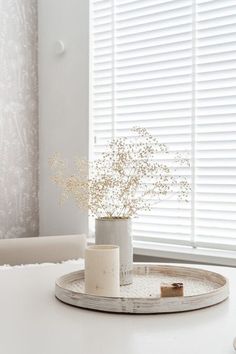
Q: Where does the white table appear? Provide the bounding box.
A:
[0,261,235,354]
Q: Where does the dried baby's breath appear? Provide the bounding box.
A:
[50,127,191,218]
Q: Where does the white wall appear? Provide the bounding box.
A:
[38,0,89,236]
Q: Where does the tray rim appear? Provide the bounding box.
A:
[55,263,229,313]
[55,263,229,300]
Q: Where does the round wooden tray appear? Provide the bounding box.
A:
[55,263,229,314]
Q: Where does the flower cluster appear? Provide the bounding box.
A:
[49,127,190,218]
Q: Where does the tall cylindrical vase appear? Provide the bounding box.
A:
[95,218,133,286]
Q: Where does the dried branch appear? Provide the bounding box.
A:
[49,127,191,218]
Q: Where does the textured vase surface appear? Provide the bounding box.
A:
[95,218,133,285]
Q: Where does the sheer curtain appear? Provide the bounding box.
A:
[0,0,38,238]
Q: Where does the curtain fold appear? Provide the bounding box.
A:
[0,0,38,238]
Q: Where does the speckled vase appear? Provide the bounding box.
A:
[95,218,133,286]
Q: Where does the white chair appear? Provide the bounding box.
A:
[0,234,87,266]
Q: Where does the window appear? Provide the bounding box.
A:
[90,0,236,251]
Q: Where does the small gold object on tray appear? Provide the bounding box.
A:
[160,282,184,297]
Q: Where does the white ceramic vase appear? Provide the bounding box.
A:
[95,218,133,286]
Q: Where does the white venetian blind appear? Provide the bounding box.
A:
[195,0,236,250]
[91,0,236,251]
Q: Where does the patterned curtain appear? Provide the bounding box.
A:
[0,0,38,238]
